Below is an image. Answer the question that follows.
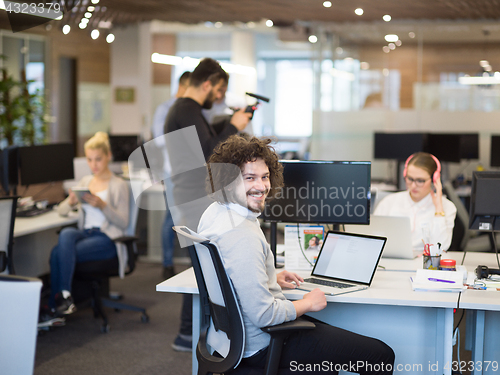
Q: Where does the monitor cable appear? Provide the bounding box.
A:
[296,223,314,267]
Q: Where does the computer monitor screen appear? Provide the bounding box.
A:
[262,160,371,224]
[491,135,500,167]
[469,171,500,231]
[108,135,139,162]
[374,133,427,160]
[1,146,19,194]
[18,143,74,186]
[426,133,461,162]
[459,133,479,160]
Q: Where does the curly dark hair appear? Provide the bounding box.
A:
[206,135,284,204]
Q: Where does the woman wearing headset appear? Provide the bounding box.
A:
[374,152,457,251]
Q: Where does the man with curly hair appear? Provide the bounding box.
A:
[198,135,395,374]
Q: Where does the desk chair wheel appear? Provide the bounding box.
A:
[141,313,149,323]
[101,323,110,333]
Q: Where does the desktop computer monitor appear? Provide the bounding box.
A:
[0,146,19,194]
[18,143,75,186]
[426,133,461,163]
[469,171,500,232]
[108,135,139,162]
[373,133,427,160]
[491,135,500,167]
[262,160,371,224]
[459,133,479,160]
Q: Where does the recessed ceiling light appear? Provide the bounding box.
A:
[323,1,332,7]
[106,34,115,43]
[266,19,273,27]
[91,29,100,39]
[62,25,71,34]
[409,32,416,38]
[91,0,99,4]
[382,46,390,53]
[354,8,363,16]
[383,15,391,22]
[384,34,398,42]
[308,35,318,43]
[87,6,95,11]
[79,23,87,29]
[395,40,402,47]
[85,12,92,18]
[388,43,396,50]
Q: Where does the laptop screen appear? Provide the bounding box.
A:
[311,231,386,285]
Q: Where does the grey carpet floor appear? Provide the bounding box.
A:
[34,262,192,375]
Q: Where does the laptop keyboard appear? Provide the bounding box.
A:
[304,278,354,289]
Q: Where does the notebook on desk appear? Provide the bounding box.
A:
[297,231,386,296]
[345,215,419,259]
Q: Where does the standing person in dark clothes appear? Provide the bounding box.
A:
[164,57,251,351]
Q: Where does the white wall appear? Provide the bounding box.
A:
[110,23,152,138]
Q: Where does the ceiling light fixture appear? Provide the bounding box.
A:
[79,22,87,29]
[265,19,273,27]
[383,15,391,22]
[384,34,398,42]
[62,25,70,34]
[91,29,99,39]
[85,12,92,18]
[395,40,402,47]
[409,32,416,38]
[354,8,363,16]
[106,34,115,43]
[87,6,95,11]
[323,1,332,7]
[308,35,318,43]
[388,43,396,50]
[382,46,390,53]
[91,0,100,4]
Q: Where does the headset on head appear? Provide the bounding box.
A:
[403,153,441,184]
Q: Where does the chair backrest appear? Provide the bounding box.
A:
[126,179,143,237]
[0,196,18,273]
[172,226,246,375]
[443,181,471,250]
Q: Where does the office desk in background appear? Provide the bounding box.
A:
[13,209,78,276]
[157,262,459,375]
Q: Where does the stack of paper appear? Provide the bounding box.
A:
[410,269,466,292]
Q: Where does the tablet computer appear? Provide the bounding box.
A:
[72,187,91,202]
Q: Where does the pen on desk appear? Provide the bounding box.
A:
[428,278,455,283]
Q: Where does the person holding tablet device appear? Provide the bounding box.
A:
[374,152,456,252]
[43,132,129,321]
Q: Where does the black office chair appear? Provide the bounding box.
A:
[173,226,315,375]
[73,180,149,332]
[0,196,19,274]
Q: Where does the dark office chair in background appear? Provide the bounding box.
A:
[173,226,315,375]
[0,196,19,274]
[73,179,149,332]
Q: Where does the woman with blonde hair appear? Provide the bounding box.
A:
[45,132,129,320]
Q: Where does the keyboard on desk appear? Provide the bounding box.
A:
[16,207,53,217]
[304,277,355,289]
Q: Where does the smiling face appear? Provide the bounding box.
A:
[238,158,271,213]
[405,164,433,202]
[85,147,111,177]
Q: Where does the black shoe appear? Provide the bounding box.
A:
[163,266,176,280]
[55,293,76,316]
[38,306,66,329]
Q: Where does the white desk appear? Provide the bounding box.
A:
[157,263,459,375]
[456,252,500,375]
[12,209,79,276]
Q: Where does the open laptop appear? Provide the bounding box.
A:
[345,216,419,259]
[297,231,386,296]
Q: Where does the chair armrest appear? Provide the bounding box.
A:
[112,236,138,245]
[262,318,316,335]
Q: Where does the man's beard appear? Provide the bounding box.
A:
[202,92,216,109]
[245,188,270,213]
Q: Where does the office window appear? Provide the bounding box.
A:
[274,60,313,137]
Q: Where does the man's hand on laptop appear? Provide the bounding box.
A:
[293,289,327,316]
[277,270,304,289]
